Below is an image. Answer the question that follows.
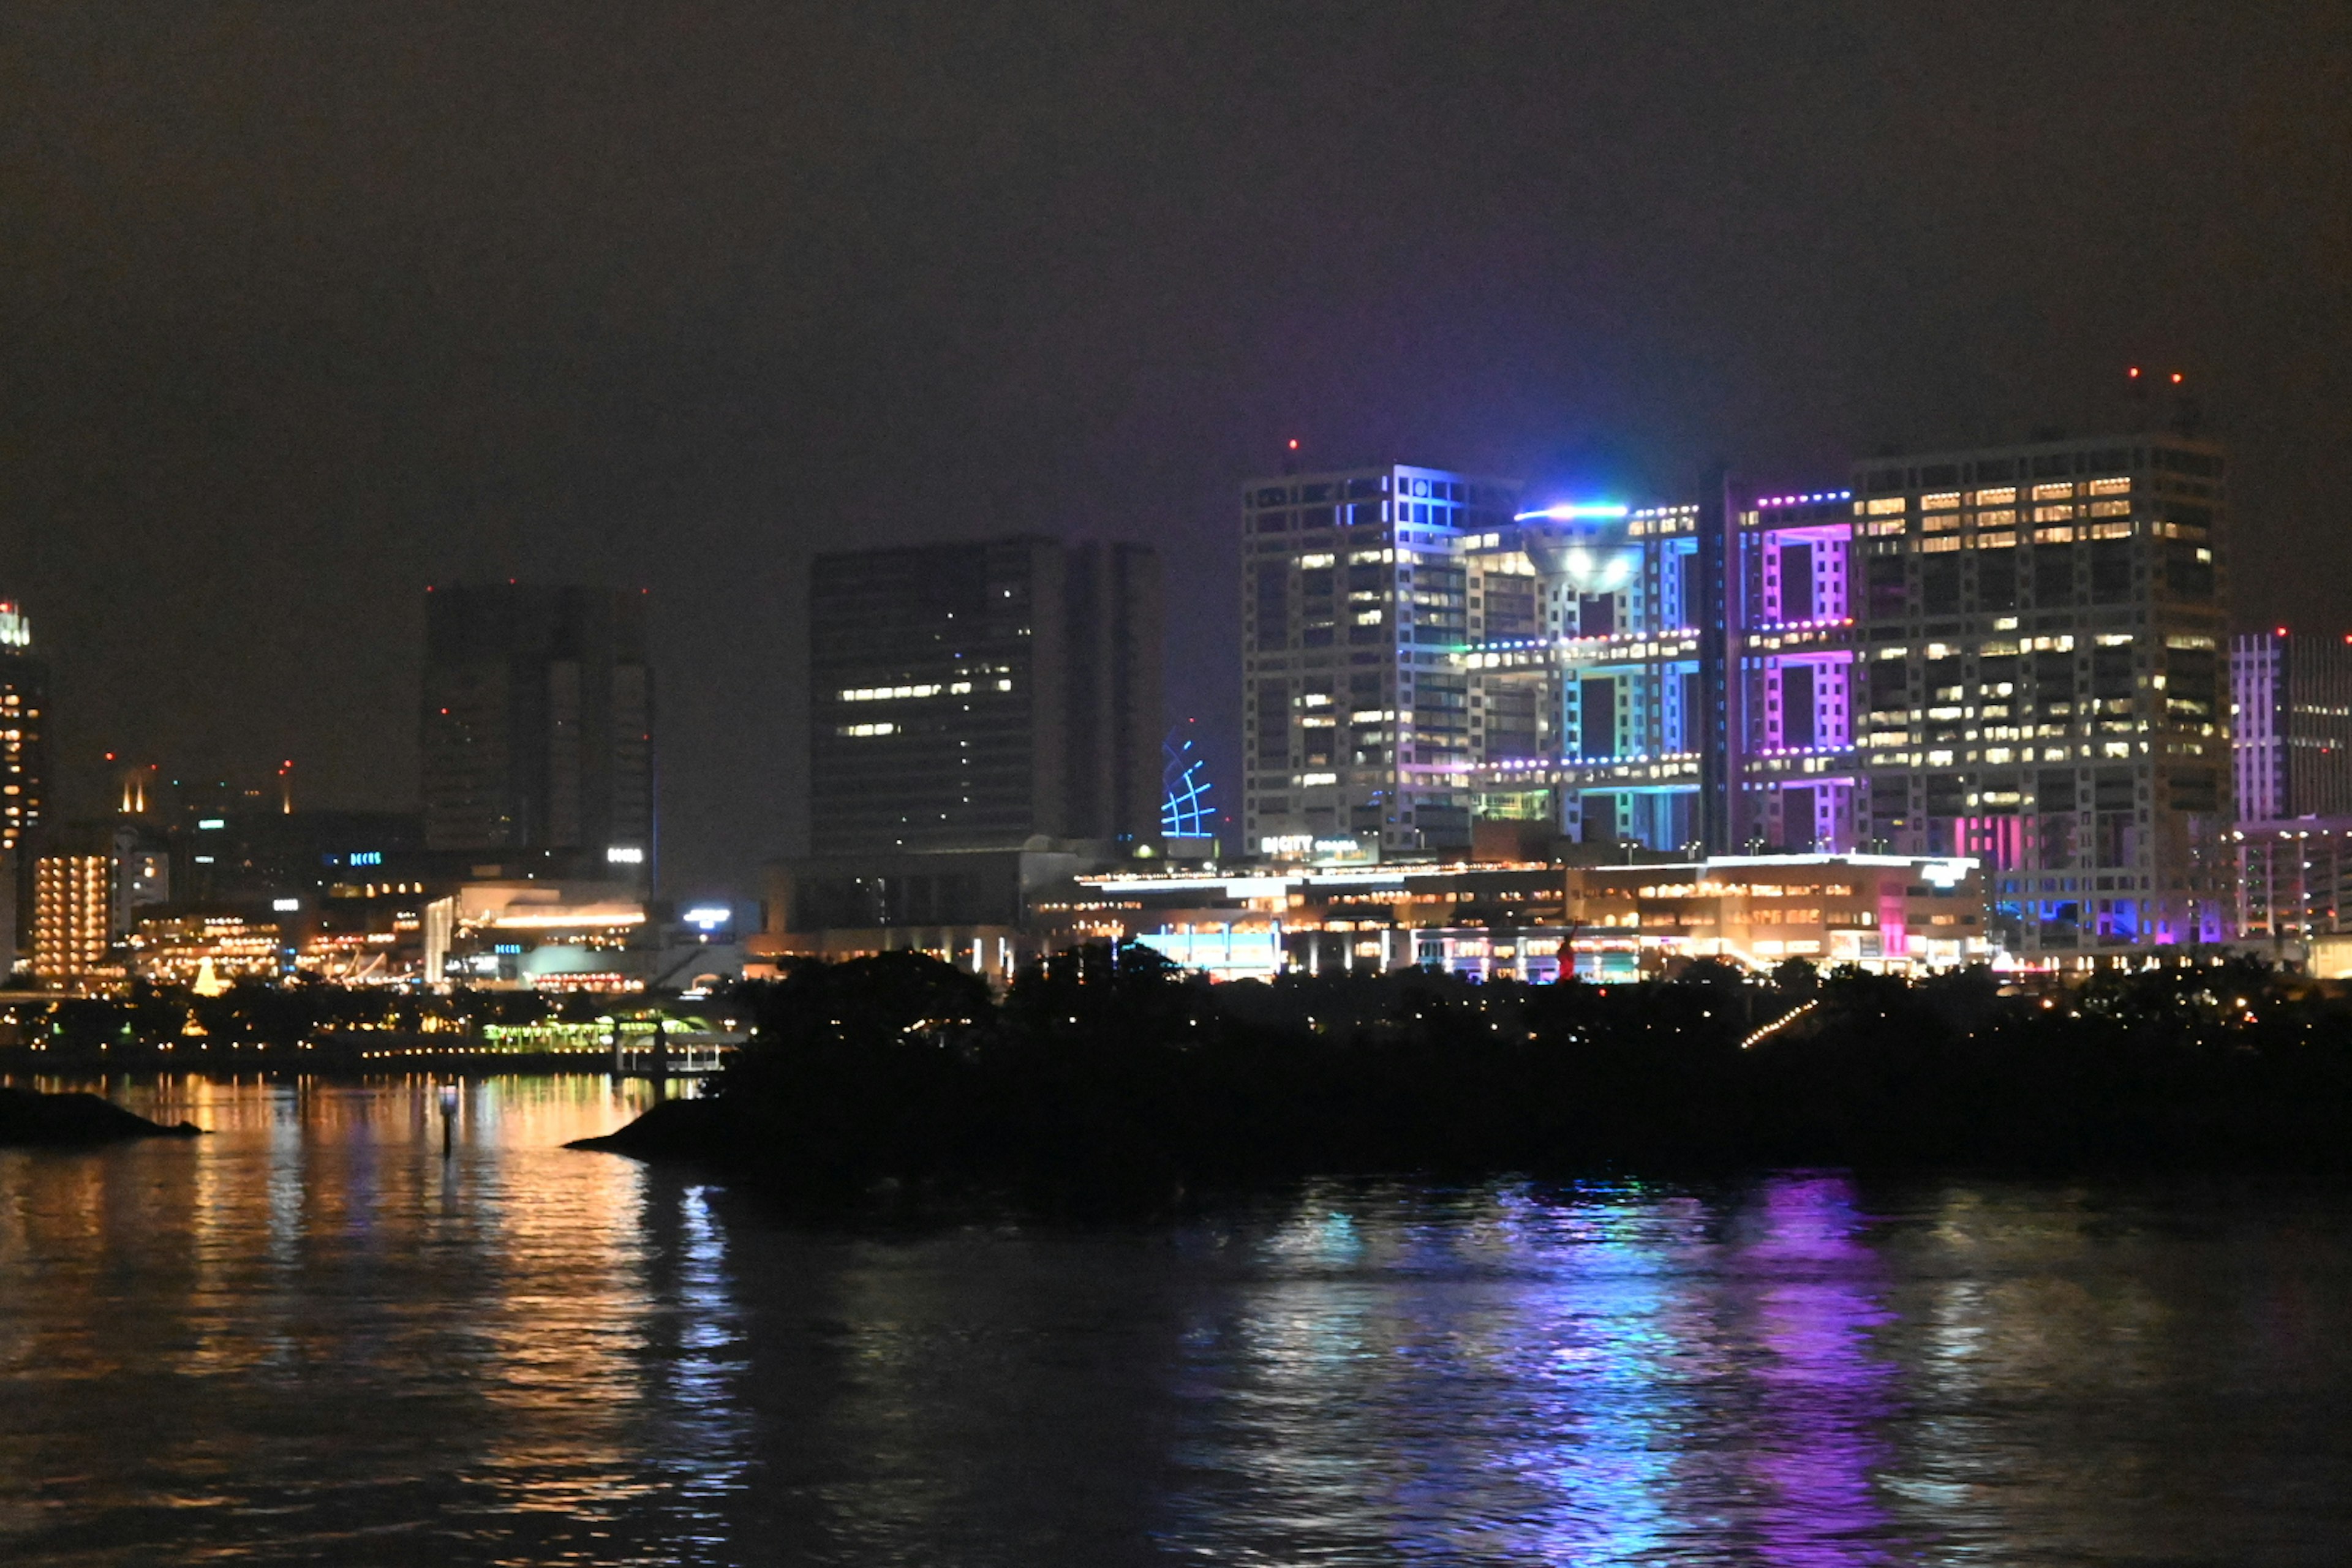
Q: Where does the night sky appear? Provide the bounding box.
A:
[3,2,2345,900]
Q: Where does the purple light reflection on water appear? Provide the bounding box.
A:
[1743,1175,1907,1564]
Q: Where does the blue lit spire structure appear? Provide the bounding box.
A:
[1161,723,1215,839]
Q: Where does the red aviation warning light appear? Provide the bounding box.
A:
[2171,372,2184,385]
[2128,366,2141,379]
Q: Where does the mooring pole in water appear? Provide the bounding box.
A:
[439,1082,459,1158]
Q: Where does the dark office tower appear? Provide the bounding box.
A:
[420,585,654,878]
[809,538,1163,854]
[1063,542,1166,843]
[2231,630,2352,821]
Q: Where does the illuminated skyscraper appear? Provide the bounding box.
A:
[1238,432,2233,962]
[31,850,111,990]
[420,585,654,881]
[808,538,1161,853]
[0,600,45,853]
[2231,629,2352,821]
[1455,494,1730,856]
[1240,464,1521,856]
[1842,433,2231,953]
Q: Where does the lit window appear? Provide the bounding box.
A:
[837,722,899,737]
[838,684,944,702]
[1865,497,1905,516]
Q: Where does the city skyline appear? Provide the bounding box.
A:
[2,4,2345,903]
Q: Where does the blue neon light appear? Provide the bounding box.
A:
[1162,726,1216,839]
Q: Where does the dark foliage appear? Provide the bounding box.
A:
[579,947,2352,1209]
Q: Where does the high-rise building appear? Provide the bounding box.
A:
[1840,433,2232,954]
[0,600,44,854]
[1240,464,1521,856]
[1246,432,2234,963]
[1453,494,1727,856]
[420,585,654,882]
[31,850,112,990]
[2231,630,2352,821]
[808,538,1162,853]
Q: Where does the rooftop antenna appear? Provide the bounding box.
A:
[2168,371,2203,439]
[2125,364,2152,432]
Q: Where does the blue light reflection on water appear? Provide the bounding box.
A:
[1158,1178,1907,1565]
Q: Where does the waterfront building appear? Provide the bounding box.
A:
[1238,432,2231,963]
[2231,629,2352,821]
[31,850,113,990]
[130,914,285,989]
[2231,819,2352,941]
[1240,463,1521,858]
[0,600,44,854]
[1035,851,1989,982]
[420,584,654,885]
[422,880,647,989]
[809,538,1162,854]
[1842,434,2232,957]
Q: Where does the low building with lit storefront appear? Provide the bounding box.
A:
[1034,852,1995,982]
[2232,818,2352,947]
[423,880,647,990]
[130,913,287,988]
[747,843,1145,984]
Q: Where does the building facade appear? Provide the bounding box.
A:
[1238,434,2232,962]
[2233,820,2352,941]
[31,851,113,990]
[1240,464,1521,858]
[420,584,654,883]
[808,538,1163,854]
[1843,435,2232,956]
[1042,851,1989,982]
[2231,630,2352,821]
[0,601,44,854]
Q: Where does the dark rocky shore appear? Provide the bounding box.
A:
[0,1086,204,1146]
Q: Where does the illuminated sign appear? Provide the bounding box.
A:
[1513,502,1632,522]
[1921,859,1970,889]
[0,606,28,649]
[683,905,732,930]
[606,846,645,865]
[349,851,382,867]
[272,898,300,912]
[197,818,227,831]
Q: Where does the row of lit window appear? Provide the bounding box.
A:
[837,677,1014,703]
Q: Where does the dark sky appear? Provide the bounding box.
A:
[3,2,2345,899]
